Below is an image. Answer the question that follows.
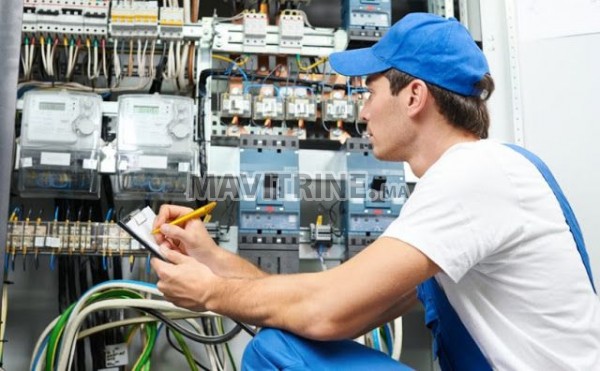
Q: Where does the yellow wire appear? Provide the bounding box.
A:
[212,54,249,67]
[296,56,328,72]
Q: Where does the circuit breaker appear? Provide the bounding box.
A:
[344,137,407,258]
[343,0,392,41]
[238,135,300,273]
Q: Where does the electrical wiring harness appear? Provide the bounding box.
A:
[30,279,252,371]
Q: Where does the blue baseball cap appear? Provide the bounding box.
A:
[329,13,489,97]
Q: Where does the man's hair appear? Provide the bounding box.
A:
[382,69,495,139]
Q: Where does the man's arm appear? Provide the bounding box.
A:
[153,236,439,341]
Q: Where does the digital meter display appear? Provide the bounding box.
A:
[134,105,160,114]
[39,102,66,111]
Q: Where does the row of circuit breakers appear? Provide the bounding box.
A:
[22,0,392,42]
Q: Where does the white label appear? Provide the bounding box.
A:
[139,155,168,169]
[83,158,98,170]
[22,157,33,168]
[178,162,190,172]
[118,160,128,171]
[41,152,71,166]
[46,237,61,248]
[105,343,129,367]
[34,237,45,248]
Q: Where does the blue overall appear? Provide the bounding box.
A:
[242,144,596,370]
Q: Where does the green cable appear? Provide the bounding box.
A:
[133,322,157,371]
[171,330,199,371]
[217,317,237,371]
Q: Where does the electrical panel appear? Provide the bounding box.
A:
[18,90,103,199]
[114,94,198,200]
[343,0,392,41]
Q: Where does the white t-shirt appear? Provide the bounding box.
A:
[382,140,600,370]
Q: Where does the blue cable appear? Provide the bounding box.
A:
[30,335,49,371]
[105,208,113,222]
[50,254,56,271]
[371,328,381,351]
[145,255,152,275]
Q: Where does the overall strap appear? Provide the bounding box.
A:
[505,143,596,292]
[417,279,491,371]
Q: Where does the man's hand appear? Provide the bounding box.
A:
[152,204,219,261]
[151,247,218,311]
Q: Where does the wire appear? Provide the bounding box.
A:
[392,316,403,360]
[137,307,243,344]
[296,54,328,72]
[166,328,209,371]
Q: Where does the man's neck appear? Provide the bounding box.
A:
[407,126,479,178]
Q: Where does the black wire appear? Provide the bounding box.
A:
[135,307,255,343]
[165,328,211,371]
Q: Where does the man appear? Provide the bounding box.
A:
[151,13,600,370]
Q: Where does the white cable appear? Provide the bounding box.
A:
[183,0,191,23]
[177,41,189,90]
[136,39,143,77]
[30,316,59,371]
[86,42,92,79]
[40,40,48,76]
[21,47,28,79]
[149,40,156,78]
[28,43,35,79]
[59,299,200,370]
[77,312,207,340]
[49,40,57,76]
[391,316,403,360]
[102,40,107,79]
[93,42,99,79]
[66,43,73,78]
[113,39,122,85]
[142,39,148,77]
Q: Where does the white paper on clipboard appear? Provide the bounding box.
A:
[119,206,168,261]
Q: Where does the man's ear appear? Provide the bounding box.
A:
[405,80,429,118]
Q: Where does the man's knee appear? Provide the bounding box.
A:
[242,328,306,370]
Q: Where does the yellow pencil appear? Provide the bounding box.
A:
[152,201,217,234]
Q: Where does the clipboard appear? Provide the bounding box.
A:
[118,206,169,262]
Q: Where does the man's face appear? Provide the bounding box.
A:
[360,74,413,162]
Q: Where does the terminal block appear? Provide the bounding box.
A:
[285,89,317,123]
[243,12,268,47]
[310,223,333,248]
[322,97,356,123]
[221,92,253,119]
[279,12,304,49]
[159,7,184,40]
[253,95,284,122]
[110,1,158,39]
